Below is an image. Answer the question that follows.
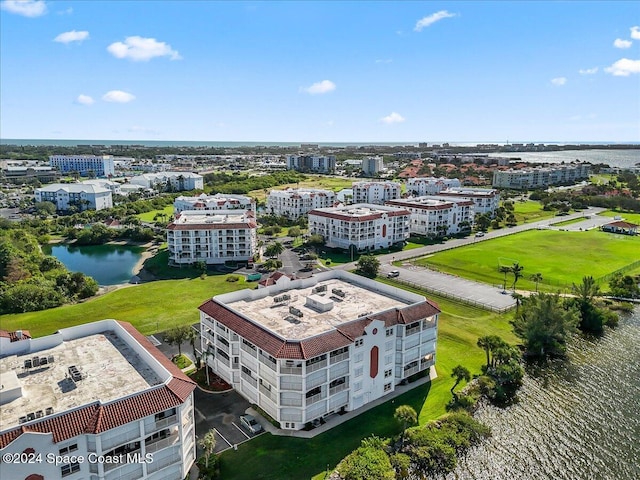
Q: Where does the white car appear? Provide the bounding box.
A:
[240,414,263,434]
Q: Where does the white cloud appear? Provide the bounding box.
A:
[551,77,567,86]
[107,36,181,61]
[380,112,405,124]
[54,30,89,44]
[75,94,94,106]
[605,58,640,76]
[1,0,47,17]
[631,26,640,40]
[102,90,136,103]
[579,67,598,75]
[300,80,336,95]
[414,10,456,31]
[614,38,632,49]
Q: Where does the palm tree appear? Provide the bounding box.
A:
[198,429,217,468]
[572,275,600,303]
[265,241,284,259]
[450,364,471,400]
[499,266,511,292]
[510,262,524,290]
[530,272,543,292]
[393,405,417,445]
[511,292,524,313]
[186,327,199,361]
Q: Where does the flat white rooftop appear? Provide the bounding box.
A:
[229,278,409,340]
[0,332,161,430]
[174,211,249,225]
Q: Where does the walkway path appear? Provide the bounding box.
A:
[334,207,606,310]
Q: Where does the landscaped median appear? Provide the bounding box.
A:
[218,291,517,480]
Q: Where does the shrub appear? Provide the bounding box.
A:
[226,275,240,282]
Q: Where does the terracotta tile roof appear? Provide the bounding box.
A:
[605,221,638,229]
[0,323,196,449]
[199,300,440,360]
[0,329,31,342]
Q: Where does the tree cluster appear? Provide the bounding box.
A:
[0,229,98,313]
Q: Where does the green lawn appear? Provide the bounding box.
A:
[551,217,585,227]
[414,229,639,291]
[511,200,558,224]
[220,288,516,480]
[0,274,249,337]
[599,210,640,224]
[135,205,174,222]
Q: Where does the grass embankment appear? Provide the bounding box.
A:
[220,290,516,480]
[414,229,639,291]
[135,205,174,222]
[0,272,249,337]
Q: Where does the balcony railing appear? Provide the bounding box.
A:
[104,447,140,471]
[329,352,349,365]
[101,428,140,451]
[150,414,178,433]
[403,366,419,377]
[241,371,257,388]
[306,359,327,373]
[329,382,349,396]
[259,353,277,371]
[145,433,180,454]
[280,380,303,391]
[146,453,182,474]
[305,392,326,406]
[405,326,421,336]
[280,396,303,407]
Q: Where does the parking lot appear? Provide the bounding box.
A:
[193,387,261,453]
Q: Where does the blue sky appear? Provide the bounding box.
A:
[1,1,638,143]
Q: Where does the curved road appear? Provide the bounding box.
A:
[333,207,607,311]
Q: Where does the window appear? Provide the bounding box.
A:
[61,462,80,477]
[384,369,392,378]
[386,328,394,337]
[59,444,78,455]
[384,383,392,392]
[355,339,364,347]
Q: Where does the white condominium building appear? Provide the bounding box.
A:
[387,196,474,237]
[406,177,461,196]
[308,204,410,251]
[174,193,254,214]
[352,181,402,205]
[129,172,204,191]
[0,320,197,480]
[35,183,113,211]
[437,187,501,216]
[492,162,590,189]
[167,210,258,265]
[361,156,384,176]
[286,155,336,173]
[82,179,123,196]
[199,270,439,431]
[49,155,115,177]
[266,188,336,219]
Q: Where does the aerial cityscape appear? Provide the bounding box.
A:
[1,1,639,480]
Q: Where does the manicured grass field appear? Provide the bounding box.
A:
[511,200,558,223]
[551,217,585,227]
[249,176,354,202]
[220,288,516,480]
[135,205,174,222]
[0,273,249,337]
[599,210,640,224]
[415,229,639,291]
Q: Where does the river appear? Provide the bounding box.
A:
[43,244,144,286]
[443,307,640,480]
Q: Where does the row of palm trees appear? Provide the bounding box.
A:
[499,262,544,293]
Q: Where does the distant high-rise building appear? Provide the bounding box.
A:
[361,156,384,176]
[49,155,115,177]
[286,155,336,173]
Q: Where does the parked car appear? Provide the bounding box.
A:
[240,414,263,434]
[387,270,400,278]
[474,232,485,237]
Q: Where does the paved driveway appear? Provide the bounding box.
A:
[193,387,261,454]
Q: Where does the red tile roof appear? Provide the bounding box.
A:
[198,300,440,360]
[0,322,196,449]
[0,329,31,342]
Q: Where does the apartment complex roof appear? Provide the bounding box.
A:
[308,204,410,222]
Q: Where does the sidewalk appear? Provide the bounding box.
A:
[247,366,436,439]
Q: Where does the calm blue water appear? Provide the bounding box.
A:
[43,244,144,286]
[443,307,640,480]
